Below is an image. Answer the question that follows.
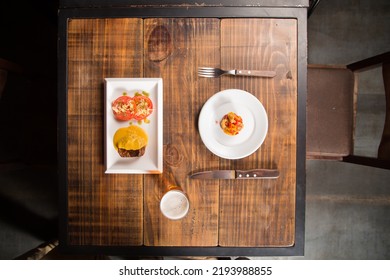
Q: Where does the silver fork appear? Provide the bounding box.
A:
[198,67,276,78]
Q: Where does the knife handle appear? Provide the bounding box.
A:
[235,70,276,78]
[236,169,279,179]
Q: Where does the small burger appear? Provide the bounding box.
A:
[113,125,148,157]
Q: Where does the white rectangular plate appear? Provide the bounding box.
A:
[104,78,163,174]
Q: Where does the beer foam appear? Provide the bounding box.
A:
[160,190,190,220]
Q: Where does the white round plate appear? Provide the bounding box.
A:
[198,89,268,159]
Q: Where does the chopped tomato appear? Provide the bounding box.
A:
[220,112,244,136]
[112,95,136,121]
[133,95,153,121]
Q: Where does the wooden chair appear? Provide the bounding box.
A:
[307,51,390,169]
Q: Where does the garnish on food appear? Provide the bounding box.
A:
[220,112,244,136]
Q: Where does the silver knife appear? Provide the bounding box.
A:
[189,169,279,179]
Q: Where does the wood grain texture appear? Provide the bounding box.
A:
[218,19,297,247]
[67,18,298,247]
[143,18,220,246]
[67,18,144,246]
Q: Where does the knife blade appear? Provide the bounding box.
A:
[189,169,279,179]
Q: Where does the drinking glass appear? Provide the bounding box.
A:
[160,185,189,220]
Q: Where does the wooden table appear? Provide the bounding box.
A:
[58,1,307,256]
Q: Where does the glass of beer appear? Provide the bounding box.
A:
[160,185,190,220]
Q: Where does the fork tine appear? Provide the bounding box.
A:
[198,67,218,71]
[197,67,220,77]
[198,70,215,74]
[197,72,216,77]
[198,69,215,73]
[197,71,214,74]
[198,67,215,70]
[198,73,214,77]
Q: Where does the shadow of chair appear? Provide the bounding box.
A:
[307,51,390,169]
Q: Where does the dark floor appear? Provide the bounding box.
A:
[0,1,58,259]
[0,1,57,165]
[1,0,389,260]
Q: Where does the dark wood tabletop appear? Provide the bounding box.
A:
[58,1,307,256]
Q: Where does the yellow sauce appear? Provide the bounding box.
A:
[113,125,148,151]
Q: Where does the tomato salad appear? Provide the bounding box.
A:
[220,112,244,136]
[112,92,153,122]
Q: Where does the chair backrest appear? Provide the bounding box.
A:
[307,51,390,169]
[377,61,390,160]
